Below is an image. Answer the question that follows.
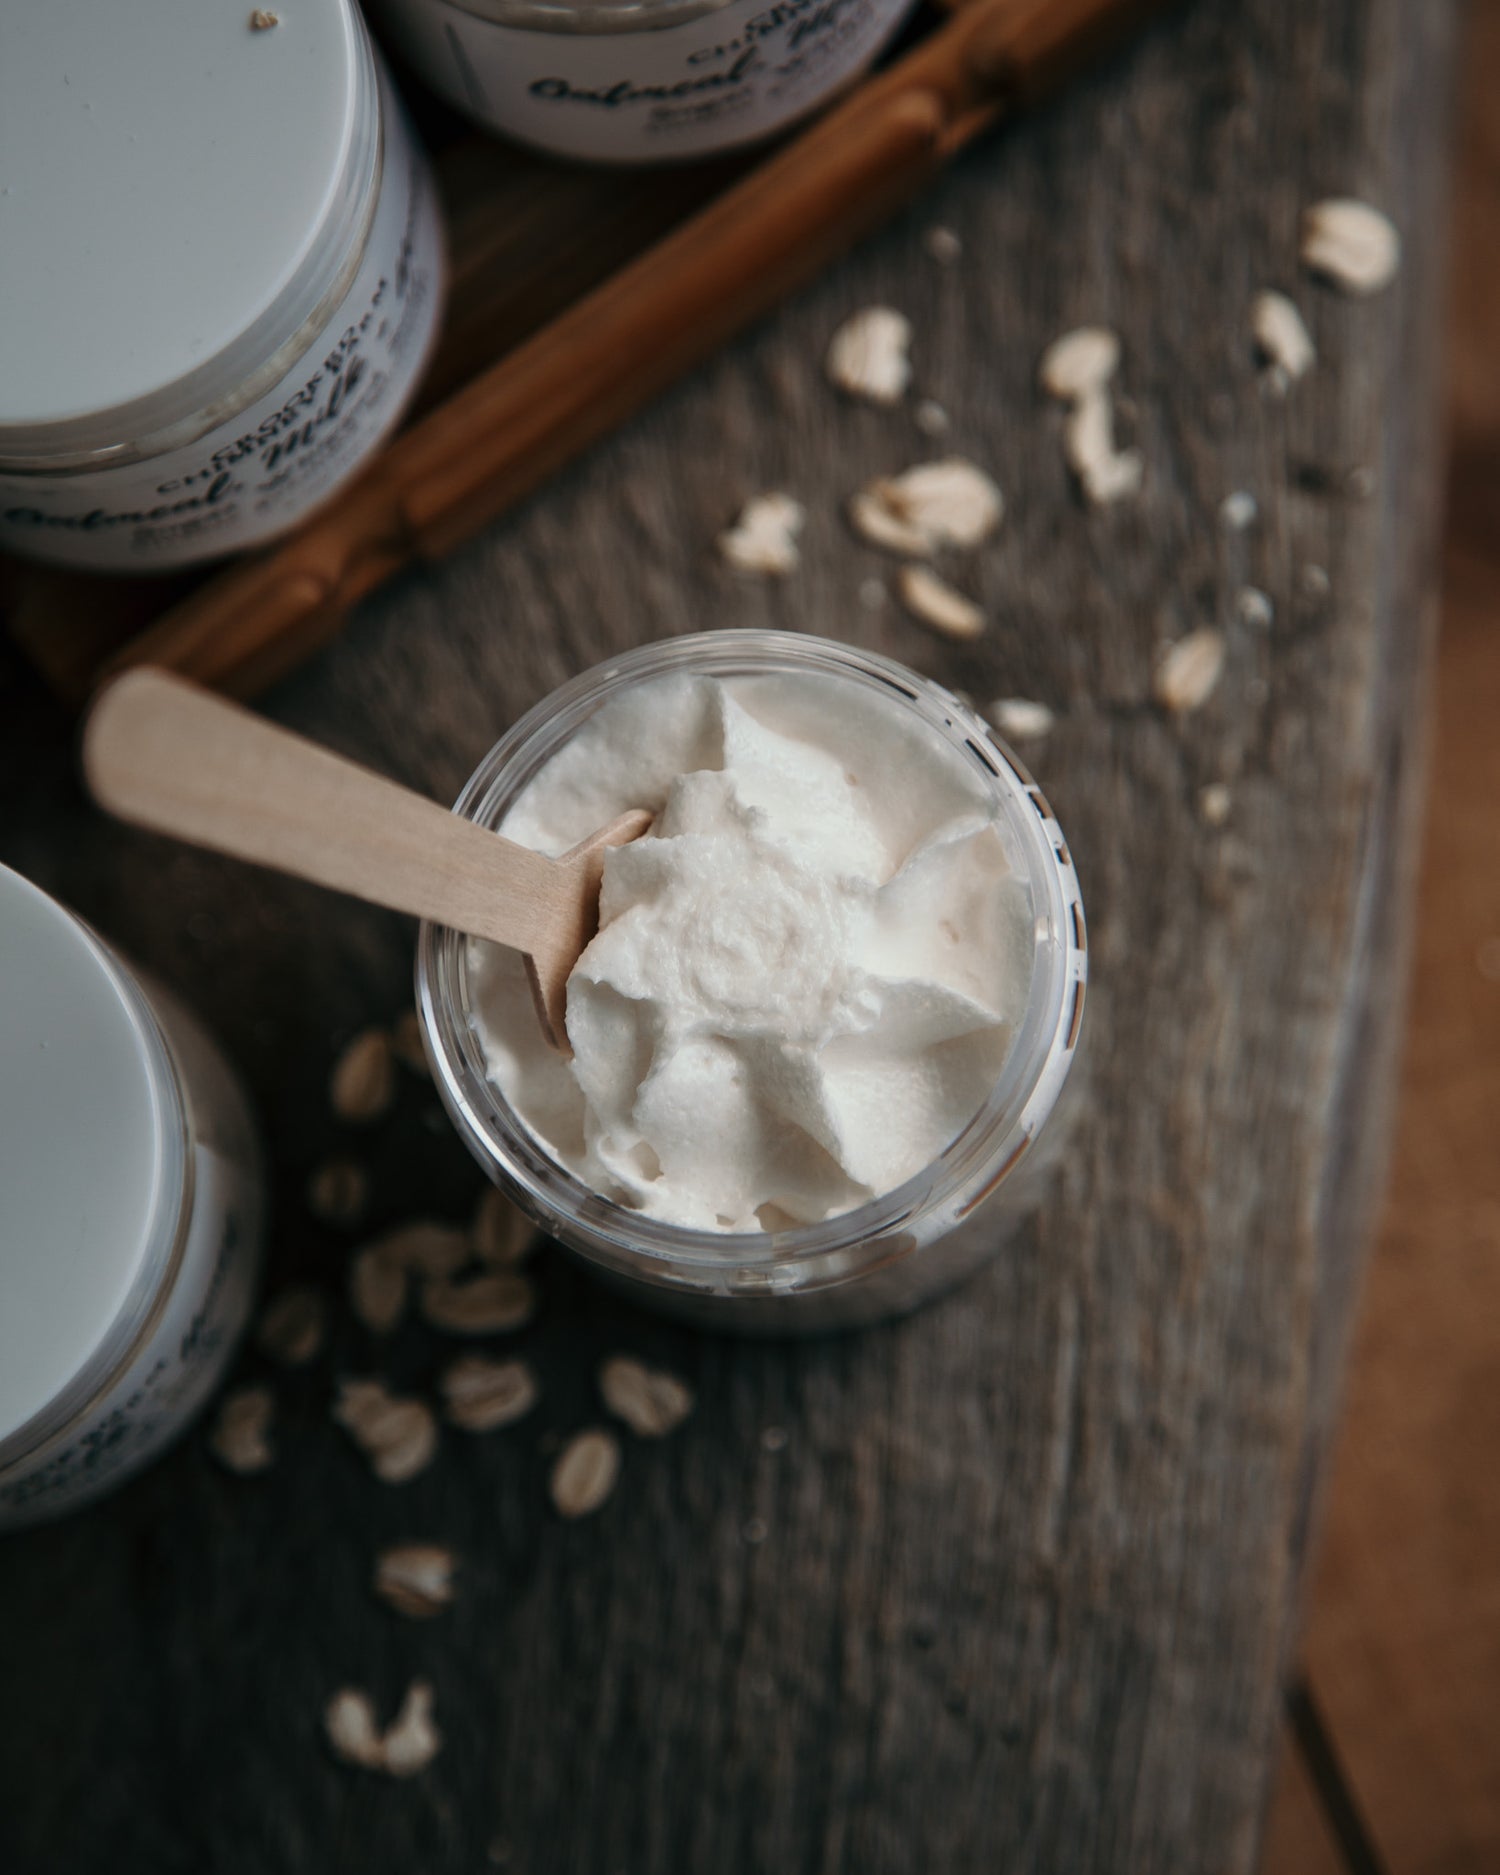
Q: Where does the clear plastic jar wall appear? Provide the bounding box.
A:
[419,632,1087,1333]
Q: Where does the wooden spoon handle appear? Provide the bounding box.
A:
[81,668,560,952]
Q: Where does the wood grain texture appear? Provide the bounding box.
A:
[0,2,1454,1871]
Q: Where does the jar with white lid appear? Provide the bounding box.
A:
[368,0,921,165]
[418,632,1088,1333]
[0,0,444,574]
[0,866,266,1529]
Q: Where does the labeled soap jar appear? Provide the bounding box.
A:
[369,0,920,165]
[0,867,266,1529]
[419,631,1087,1333]
[0,0,444,574]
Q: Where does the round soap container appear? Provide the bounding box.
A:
[419,631,1087,1333]
[368,0,921,165]
[0,0,444,575]
[0,868,266,1529]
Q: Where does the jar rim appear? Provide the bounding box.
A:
[408,0,733,36]
[417,631,1087,1292]
[0,6,382,472]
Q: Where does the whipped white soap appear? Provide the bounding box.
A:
[468,672,1034,1232]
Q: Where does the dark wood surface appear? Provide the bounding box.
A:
[0,2,1455,1869]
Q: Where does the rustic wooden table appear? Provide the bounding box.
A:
[0,1,1456,1869]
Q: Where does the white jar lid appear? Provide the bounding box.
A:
[0,0,373,461]
[0,868,181,1448]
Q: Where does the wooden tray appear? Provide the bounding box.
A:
[3,0,1163,706]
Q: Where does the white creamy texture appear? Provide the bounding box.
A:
[469,673,1034,1233]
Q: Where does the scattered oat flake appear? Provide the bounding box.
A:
[1251,291,1315,384]
[334,1379,439,1484]
[988,698,1055,742]
[1219,490,1258,531]
[1237,586,1274,629]
[825,307,912,405]
[896,565,985,640]
[441,1355,539,1432]
[1039,327,1120,402]
[421,1271,535,1335]
[1300,563,1331,599]
[848,489,931,556]
[350,1246,408,1334]
[1154,630,1227,714]
[330,1028,396,1123]
[326,1682,441,1777]
[472,1186,536,1267]
[550,1429,621,1518]
[878,458,1002,547]
[325,1689,384,1769]
[209,1385,274,1474]
[914,399,950,437]
[599,1356,695,1438]
[1301,199,1401,294]
[1199,783,1233,826]
[374,1544,457,1619]
[851,458,1002,556]
[248,8,279,28]
[256,1287,325,1366]
[1064,390,1143,505]
[717,493,804,576]
[307,1158,369,1227]
[390,1009,429,1075]
[924,225,962,264]
[382,1682,442,1776]
[370,1220,471,1279]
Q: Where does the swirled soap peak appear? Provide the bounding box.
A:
[470,673,1034,1234]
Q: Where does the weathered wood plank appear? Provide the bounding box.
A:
[0,2,1454,1870]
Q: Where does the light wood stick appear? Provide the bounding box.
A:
[81,668,648,1046]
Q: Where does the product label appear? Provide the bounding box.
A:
[0,72,443,573]
[0,1143,264,1529]
[377,0,916,163]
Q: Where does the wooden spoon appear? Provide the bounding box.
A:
[81,668,649,1052]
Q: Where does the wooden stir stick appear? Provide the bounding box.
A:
[81,669,648,1050]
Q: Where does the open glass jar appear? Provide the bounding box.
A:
[0,0,444,573]
[0,868,266,1528]
[418,632,1086,1333]
[369,0,921,164]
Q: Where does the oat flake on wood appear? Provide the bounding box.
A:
[325,1681,441,1776]
[374,1544,457,1618]
[307,1158,369,1227]
[1300,199,1401,294]
[1250,291,1315,386]
[209,1385,274,1474]
[1154,630,1227,714]
[334,1379,439,1484]
[599,1356,695,1438]
[329,1029,396,1123]
[550,1429,622,1518]
[255,1287,325,1366]
[441,1355,539,1431]
[717,493,805,576]
[825,307,912,405]
[421,1271,535,1335]
[896,565,985,640]
[988,698,1055,742]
